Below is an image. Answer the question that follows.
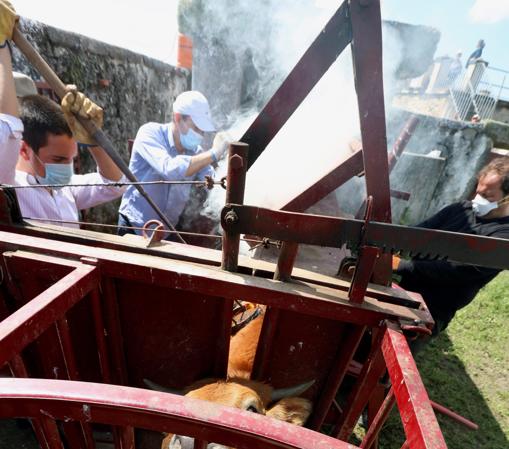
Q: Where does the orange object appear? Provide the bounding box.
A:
[176,33,193,69]
[392,255,401,270]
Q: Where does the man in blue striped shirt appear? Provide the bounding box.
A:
[118,91,228,236]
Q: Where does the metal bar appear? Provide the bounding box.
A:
[251,308,279,381]
[55,316,80,381]
[360,387,396,449]
[214,297,233,378]
[221,142,249,272]
[350,0,392,284]
[388,115,420,171]
[308,325,366,430]
[242,0,352,168]
[221,204,509,270]
[102,278,129,386]
[334,326,387,440]
[274,242,299,281]
[382,328,447,449]
[0,265,98,367]
[194,440,209,449]
[6,353,50,449]
[348,246,380,304]
[282,150,364,212]
[12,26,186,244]
[39,414,65,449]
[0,378,359,449]
[102,277,135,449]
[430,400,478,431]
[90,288,113,383]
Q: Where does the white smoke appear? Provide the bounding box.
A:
[198,0,406,222]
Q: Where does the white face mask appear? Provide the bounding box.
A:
[471,194,503,217]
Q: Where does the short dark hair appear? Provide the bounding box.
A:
[478,157,509,195]
[19,95,72,153]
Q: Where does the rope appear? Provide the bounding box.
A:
[1,179,224,190]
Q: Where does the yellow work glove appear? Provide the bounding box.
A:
[0,0,17,44]
[61,85,103,145]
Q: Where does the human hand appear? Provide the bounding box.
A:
[0,0,17,44]
[61,85,103,145]
[211,131,232,161]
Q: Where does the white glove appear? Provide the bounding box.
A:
[211,131,232,162]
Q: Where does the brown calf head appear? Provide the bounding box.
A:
[148,377,313,449]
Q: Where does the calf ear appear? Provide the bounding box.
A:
[266,397,312,426]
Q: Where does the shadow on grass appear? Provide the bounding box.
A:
[374,332,509,449]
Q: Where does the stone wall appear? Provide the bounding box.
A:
[12,18,190,227]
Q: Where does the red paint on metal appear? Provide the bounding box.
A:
[382,328,448,449]
[0,378,360,449]
[281,150,364,212]
[0,264,98,367]
[350,0,392,284]
[348,246,380,304]
[274,242,299,281]
[334,327,387,440]
[222,142,249,272]
[431,400,479,431]
[360,387,396,449]
[308,324,366,430]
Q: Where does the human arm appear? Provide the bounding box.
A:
[184,131,231,177]
[0,2,21,185]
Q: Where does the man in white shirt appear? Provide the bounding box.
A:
[0,0,125,228]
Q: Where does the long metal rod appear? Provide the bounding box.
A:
[12,26,186,243]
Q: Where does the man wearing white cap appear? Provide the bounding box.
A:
[118,90,228,235]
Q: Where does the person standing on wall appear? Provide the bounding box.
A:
[118,91,229,236]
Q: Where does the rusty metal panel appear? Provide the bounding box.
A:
[114,279,232,389]
[382,328,448,449]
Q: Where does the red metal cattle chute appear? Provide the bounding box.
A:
[2,0,499,448]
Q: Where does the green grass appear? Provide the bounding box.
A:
[376,271,509,449]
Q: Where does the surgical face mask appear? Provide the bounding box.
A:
[472,194,499,217]
[32,153,74,187]
[180,127,203,151]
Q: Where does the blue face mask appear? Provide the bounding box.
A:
[180,128,203,151]
[36,162,74,187]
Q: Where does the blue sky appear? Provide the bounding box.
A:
[13,0,509,72]
[382,0,509,70]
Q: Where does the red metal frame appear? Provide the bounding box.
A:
[0,1,458,448]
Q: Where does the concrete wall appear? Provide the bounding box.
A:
[12,18,191,227]
[388,111,492,224]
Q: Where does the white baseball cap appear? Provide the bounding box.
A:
[173,90,216,132]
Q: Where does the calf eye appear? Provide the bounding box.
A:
[247,405,259,413]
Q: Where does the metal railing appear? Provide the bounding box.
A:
[442,62,509,122]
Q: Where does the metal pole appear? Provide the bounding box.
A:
[221,142,248,272]
[11,26,186,243]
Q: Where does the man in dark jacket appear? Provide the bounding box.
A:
[395,158,509,342]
